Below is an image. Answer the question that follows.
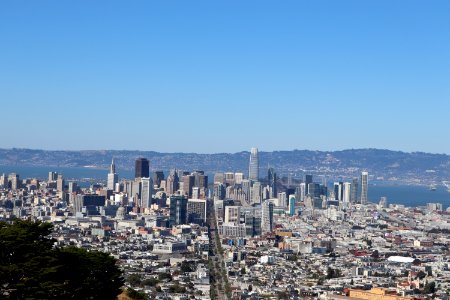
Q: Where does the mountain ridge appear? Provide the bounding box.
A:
[0,148,449,183]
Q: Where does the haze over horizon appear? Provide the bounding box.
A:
[1,1,449,154]
[1,146,450,156]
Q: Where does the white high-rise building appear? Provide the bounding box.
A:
[140,177,153,209]
[277,192,287,208]
[249,147,259,181]
[343,182,351,203]
[261,200,274,234]
[107,158,118,190]
[234,172,244,184]
[251,181,262,204]
[360,171,369,204]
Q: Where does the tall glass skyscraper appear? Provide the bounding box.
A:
[135,158,150,179]
[360,171,369,204]
[249,147,259,181]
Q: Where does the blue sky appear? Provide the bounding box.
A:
[1,1,449,154]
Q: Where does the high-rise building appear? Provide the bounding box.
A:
[289,196,296,216]
[187,199,207,225]
[305,174,313,194]
[334,182,344,201]
[343,182,351,203]
[351,178,359,203]
[153,171,165,187]
[73,194,105,213]
[224,206,240,224]
[0,174,8,189]
[57,174,65,192]
[214,183,226,200]
[261,200,274,233]
[182,175,195,197]
[224,172,235,186]
[214,172,225,184]
[8,173,19,191]
[249,147,259,181]
[140,177,153,209]
[193,171,208,189]
[135,158,150,179]
[360,171,369,204]
[268,168,277,198]
[166,170,179,195]
[169,195,188,226]
[48,171,58,182]
[68,181,78,194]
[277,192,287,208]
[234,172,244,184]
[297,183,306,202]
[251,181,262,204]
[107,158,118,190]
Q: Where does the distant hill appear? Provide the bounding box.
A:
[0,148,449,183]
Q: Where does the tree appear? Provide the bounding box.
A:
[126,288,147,300]
[180,261,194,273]
[127,274,142,286]
[0,220,123,299]
[423,281,436,294]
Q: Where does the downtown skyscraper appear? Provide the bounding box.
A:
[249,147,259,181]
[360,171,369,204]
[107,158,118,190]
[135,158,150,179]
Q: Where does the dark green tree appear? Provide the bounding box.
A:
[0,220,123,299]
[423,281,436,294]
[127,274,142,286]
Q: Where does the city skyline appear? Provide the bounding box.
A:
[1,1,450,154]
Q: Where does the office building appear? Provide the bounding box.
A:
[343,182,351,203]
[169,195,188,226]
[289,196,296,216]
[305,174,313,191]
[48,171,58,182]
[351,177,359,203]
[234,172,244,184]
[261,200,274,234]
[57,174,65,192]
[333,182,344,201]
[8,173,19,191]
[153,171,164,187]
[135,158,150,179]
[214,183,226,200]
[68,181,78,194]
[0,174,7,189]
[182,174,195,197]
[187,199,207,225]
[73,194,106,213]
[360,171,369,204]
[107,158,118,190]
[277,192,287,208]
[139,177,153,209]
[224,206,240,224]
[166,170,179,195]
[251,181,262,204]
[193,171,208,189]
[268,167,277,198]
[214,172,225,184]
[249,147,259,181]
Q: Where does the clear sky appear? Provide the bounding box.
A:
[1,1,449,154]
